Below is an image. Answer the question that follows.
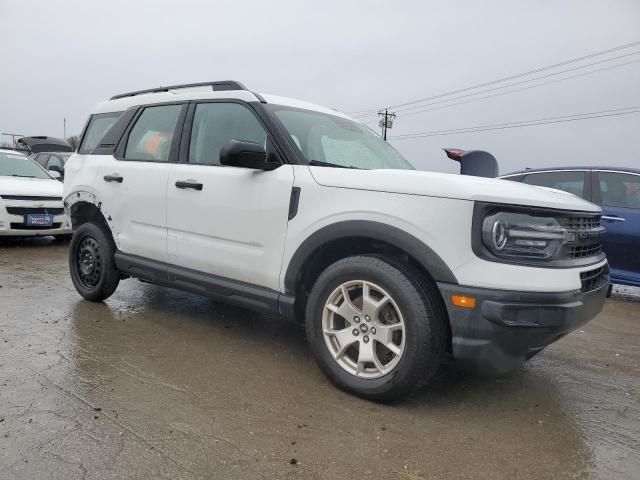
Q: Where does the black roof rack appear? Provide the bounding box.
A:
[110,80,248,100]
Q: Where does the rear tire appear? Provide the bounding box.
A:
[305,255,446,402]
[69,222,120,302]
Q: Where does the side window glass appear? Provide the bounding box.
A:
[599,172,640,209]
[124,105,182,162]
[189,103,267,166]
[79,112,123,154]
[36,154,49,166]
[47,156,63,169]
[522,171,586,198]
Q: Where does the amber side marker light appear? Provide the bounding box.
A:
[451,295,477,309]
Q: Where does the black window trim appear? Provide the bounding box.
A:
[114,102,188,164]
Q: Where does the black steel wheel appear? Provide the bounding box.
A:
[69,222,120,302]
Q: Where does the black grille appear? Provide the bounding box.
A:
[0,195,62,201]
[5,207,64,216]
[566,244,603,259]
[580,265,609,292]
[560,214,604,260]
[560,216,602,231]
[10,222,62,230]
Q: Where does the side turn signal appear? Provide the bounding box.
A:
[451,295,477,309]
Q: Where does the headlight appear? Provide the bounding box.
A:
[481,211,568,260]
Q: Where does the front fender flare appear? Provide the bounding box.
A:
[283,220,458,294]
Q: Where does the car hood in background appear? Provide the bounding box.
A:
[0,177,63,197]
[309,167,600,212]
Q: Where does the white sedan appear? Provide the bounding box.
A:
[0,149,72,238]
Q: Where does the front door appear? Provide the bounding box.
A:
[166,101,294,290]
[594,170,640,286]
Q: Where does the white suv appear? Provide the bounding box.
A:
[64,81,608,400]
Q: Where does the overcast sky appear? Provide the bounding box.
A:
[2,0,639,173]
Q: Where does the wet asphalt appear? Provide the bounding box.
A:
[0,238,638,480]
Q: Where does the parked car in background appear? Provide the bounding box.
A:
[33,152,73,180]
[0,149,72,239]
[501,167,640,288]
[17,136,73,156]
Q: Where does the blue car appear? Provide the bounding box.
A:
[500,167,640,287]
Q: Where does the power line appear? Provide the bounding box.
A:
[349,39,640,116]
[354,52,640,120]
[384,57,640,119]
[389,106,640,140]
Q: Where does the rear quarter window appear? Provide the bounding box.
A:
[79,112,123,154]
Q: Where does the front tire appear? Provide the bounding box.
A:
[69,222,120,302]
[305,255,446,401]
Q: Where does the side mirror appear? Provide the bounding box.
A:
[219,140,280,170]
[49,170,62,180]
[48,164,62,173]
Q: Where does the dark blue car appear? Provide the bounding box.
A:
[501,167,640,288]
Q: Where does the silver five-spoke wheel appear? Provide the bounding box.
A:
[322,280,406,378]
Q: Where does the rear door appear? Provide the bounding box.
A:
[165,101,294,290]
[593,170,640,285]
[92,103,187,263]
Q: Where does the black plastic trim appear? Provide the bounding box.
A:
[471,201,606,269]
[284,220,458,293]
[114,252,286,316]
[438,281,607,375]
[288,187,301,220]
[252,91,267,103]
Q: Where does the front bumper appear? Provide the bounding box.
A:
[0,210,71,237]
[438,281,608,375]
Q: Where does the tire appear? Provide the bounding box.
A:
[69,222,120,302]
[305,255,447,402]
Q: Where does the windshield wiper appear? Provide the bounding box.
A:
[10,174,37,178]
[309,160,359,169]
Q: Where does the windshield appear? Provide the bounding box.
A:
[0,152,53,179]
[267,105,414,170]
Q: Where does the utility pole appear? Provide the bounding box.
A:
[63,117,66,139]
[378,109,396,141]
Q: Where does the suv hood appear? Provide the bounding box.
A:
[309,167,600,212]
[0,177,63,197]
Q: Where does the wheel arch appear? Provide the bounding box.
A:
[65,192,114,242]
[284,220,458,295]
[283,221,457,352]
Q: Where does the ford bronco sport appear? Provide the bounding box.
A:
[64,81,608,401]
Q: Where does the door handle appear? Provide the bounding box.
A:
[175,180,203,191]
[601,215,625,222]
[103,174,123,183]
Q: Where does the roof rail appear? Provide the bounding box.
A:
[110,80,248,100]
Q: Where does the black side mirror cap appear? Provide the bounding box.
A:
[48,165,62,173]
[219,140,280,170]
